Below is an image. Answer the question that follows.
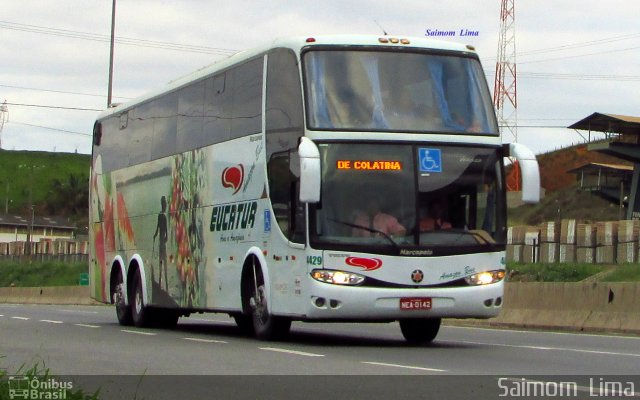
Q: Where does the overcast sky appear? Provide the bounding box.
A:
[1,0,639,155]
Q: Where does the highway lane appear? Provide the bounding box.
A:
[2,303,640,378]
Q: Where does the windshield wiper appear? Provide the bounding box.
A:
[445,229,499,249]
[328,218,400,250]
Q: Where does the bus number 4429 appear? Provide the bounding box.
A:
[306,256,322,266]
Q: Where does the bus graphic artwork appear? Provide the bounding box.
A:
[90,35,540,343]
[221,165,244,194]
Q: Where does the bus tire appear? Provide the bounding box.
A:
[113,269,132,326]
[232,313,254,336]
[130,269,151,328]
[399,317,441,345]
[247,264,291,341]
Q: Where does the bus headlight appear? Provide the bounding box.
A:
[465,270,505,286]
[311,269,365,286]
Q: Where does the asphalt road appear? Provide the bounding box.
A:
[2,303,640,399]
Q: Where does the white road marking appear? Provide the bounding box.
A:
[446,325,640,340]
[121,329,157,336]
[11,316,29,320]
[259,347,325,357]
[361,361,447,372]
[40,319,63,324]
[183,337,228,344]
[58,309,100,314]
[445,340,640,358]
[75,324,100,328]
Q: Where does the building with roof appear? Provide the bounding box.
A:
[569,113,640,219]
[0,214,76,243]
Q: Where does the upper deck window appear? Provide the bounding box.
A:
[303,49,498,135]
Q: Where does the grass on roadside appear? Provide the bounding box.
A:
[0,261,87,287]
[600,264,640,282]
[507,262,640,282]
[507,263,608,282]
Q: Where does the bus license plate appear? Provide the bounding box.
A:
[400,297,432,311]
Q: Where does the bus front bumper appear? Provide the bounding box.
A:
[303,279,504,321]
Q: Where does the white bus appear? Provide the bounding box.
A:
[90,35,539,343]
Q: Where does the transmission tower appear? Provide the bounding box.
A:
[493,0,518,143]
[494,0,521,191]
[0,100,8,149]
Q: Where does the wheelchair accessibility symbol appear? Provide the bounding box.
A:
[419,148,442,173]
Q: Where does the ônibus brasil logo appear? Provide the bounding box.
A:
[221,165,244,195]
[345,257,383,271]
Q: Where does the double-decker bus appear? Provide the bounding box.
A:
[90,35,539,343]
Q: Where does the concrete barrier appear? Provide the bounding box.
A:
[0,286,99,305]
[475,282,640,334]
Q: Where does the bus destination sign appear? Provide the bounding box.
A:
[336,160,402,171]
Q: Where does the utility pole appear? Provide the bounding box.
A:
[27,204,34,256]
[107,0,117,108]
[4,181,9,214]
[0,100,8,149]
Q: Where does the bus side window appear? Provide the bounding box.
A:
[265,48,305,244]
[150,93,178,161]
[269,153,291,237]
[230,57,263,139]
[177,79,205,152]
[265,47,304,159]
[203,72,231,144]
[268,151,305,244]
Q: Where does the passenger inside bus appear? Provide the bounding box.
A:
[351,198,406,237]
[419,200,452,231]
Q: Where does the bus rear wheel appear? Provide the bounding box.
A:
[399,318,441,345]
[247,265,291,341]
[130,269,151,328]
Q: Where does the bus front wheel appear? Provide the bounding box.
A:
[247,265,291,341]
[399,318,441,345]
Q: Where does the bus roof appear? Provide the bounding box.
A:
[96,34,477,121]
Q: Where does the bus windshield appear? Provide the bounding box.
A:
[304,49,498,134]
[310,143,506,255]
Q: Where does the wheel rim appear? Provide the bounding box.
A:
[114,283,126,310]
[135,289,143,315]
[253,285,268,325]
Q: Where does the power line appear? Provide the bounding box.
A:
[483,32,640,62]
[518,32,640,58]
[484,71,640,82]
[0,20,239,56]
[517,72,640,81]
[0,84,133,100]
[7,120,91,137]
[519,45,640,65]
[4,103,102,112]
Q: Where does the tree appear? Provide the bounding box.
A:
[46,173,88,217]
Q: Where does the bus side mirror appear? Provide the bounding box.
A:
[507,143,540,204]
[298,137,321,203]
